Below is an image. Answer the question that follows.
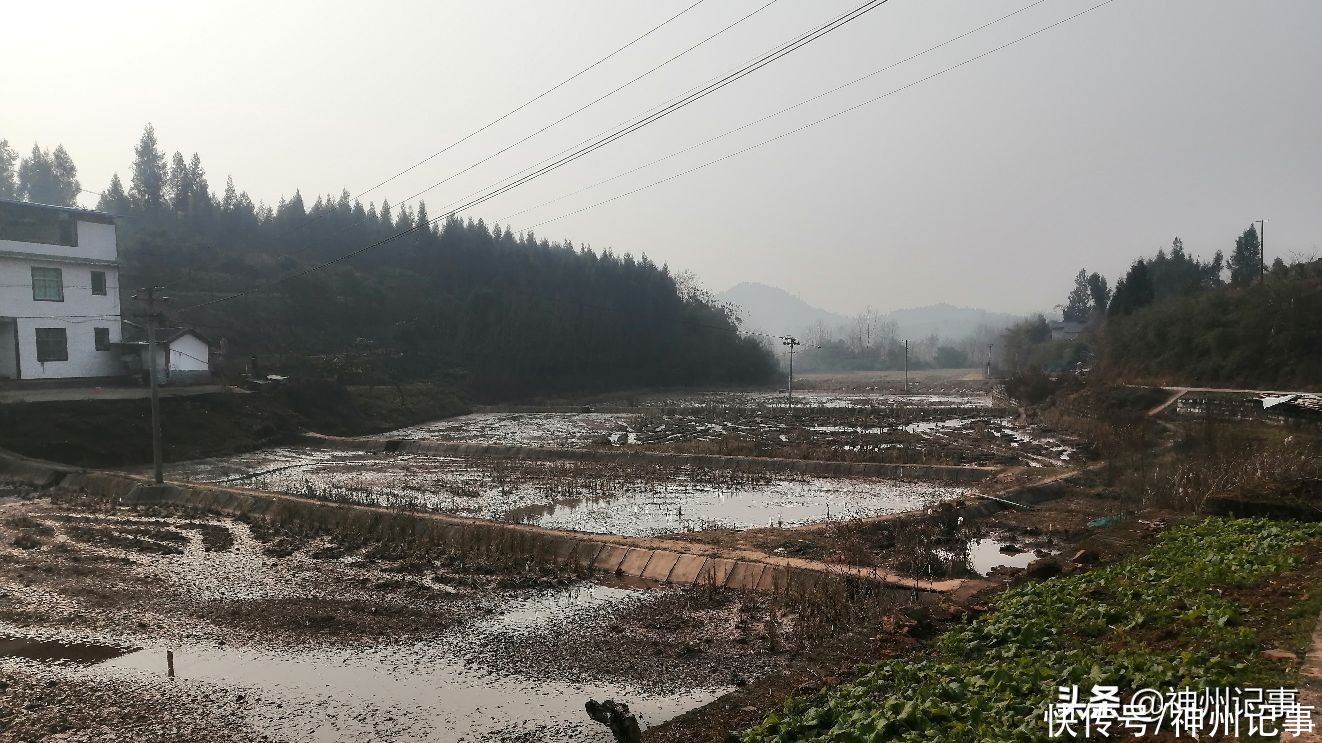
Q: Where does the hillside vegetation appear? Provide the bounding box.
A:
[1,126,776,400]
[1101,271,1322,390]
[999,228,1322,391]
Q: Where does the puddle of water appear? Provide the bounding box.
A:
[517,478,954,535]
[964,538,1041,575]
[639,391,993,409]
[943,537,1052,576]
[383,412,636,448]
[6,582,723,742]
[0,634,135,665]
[461,583,644,636]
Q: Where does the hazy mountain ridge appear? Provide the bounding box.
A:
[718,282,1021,341]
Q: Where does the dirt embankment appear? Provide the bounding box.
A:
[0,382,468,468]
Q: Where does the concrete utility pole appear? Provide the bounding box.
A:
[1257,219,1266,281]
[780,336,801,414]
[986,343,994,380]
[132,287,168,484]
[904,340,910,393]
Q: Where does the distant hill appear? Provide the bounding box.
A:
[718,282,848,338]
[884,303,1022,341]
[718,282,1020,341]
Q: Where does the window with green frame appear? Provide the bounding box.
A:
[31,267,64,302]
[35,328,68,363]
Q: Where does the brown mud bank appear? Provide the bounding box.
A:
[0,382,468,468]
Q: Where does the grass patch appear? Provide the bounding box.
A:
[743,518,1322,742]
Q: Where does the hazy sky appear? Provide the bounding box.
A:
[6,0,1320,316]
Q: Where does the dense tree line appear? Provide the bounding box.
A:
[4,125,775,398]
[0,138,80,205]
[1002,226,1321,390]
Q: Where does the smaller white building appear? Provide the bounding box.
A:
[1048,320,1087,342]
[118,329,214,385]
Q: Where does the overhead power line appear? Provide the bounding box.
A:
[276,0,780,258]
[177,0,893,314]
[522,0,1120,232]
[346,0,710,206]
[501,0,1051,222]
[383,0,785,216]
[431,0,918,225]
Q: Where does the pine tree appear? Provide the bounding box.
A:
[97,173,130,212]
[1228,224,1261,287]
[50,145,80,205]
[0,139,18,200]
[1086,272,1109,317]
[414,200,431,241]
[221,176,238,213]
[168,151,193,212]
[16,142,62,202]
[188,153,210,212]
[394,204,413,232]
[1063,269,1092,322]
[129,124,168,210]
[1108,260,1155,317]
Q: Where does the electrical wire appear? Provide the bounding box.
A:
[523,0,1119,231]
[500,0,1052,222]
[175,0,893,314]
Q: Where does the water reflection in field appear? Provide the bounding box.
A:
[166,447,960,537]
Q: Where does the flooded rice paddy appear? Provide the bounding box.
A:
[0,586,723,742]
[166,447,960,536]
[362,399,1076,469]
[158,393,1081,535]
[383,412,635,448]
[0,500,781,742]
[627,390,996,409]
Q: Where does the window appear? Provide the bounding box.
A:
[94,327,110,351]
[91,271,107,296]
[35,328,68,363]
[0,203,78,247]
[31,267,64,302]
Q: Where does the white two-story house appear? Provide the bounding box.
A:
[0,199,124,381]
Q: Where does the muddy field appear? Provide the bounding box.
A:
[0,378,1117,743]
[0,481,842,742]
[371,388,1080,470]
[159,448,963,537]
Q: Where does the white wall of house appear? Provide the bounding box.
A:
[0,220,117,263]
[0,208,124,380]
[168,334,210,373]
